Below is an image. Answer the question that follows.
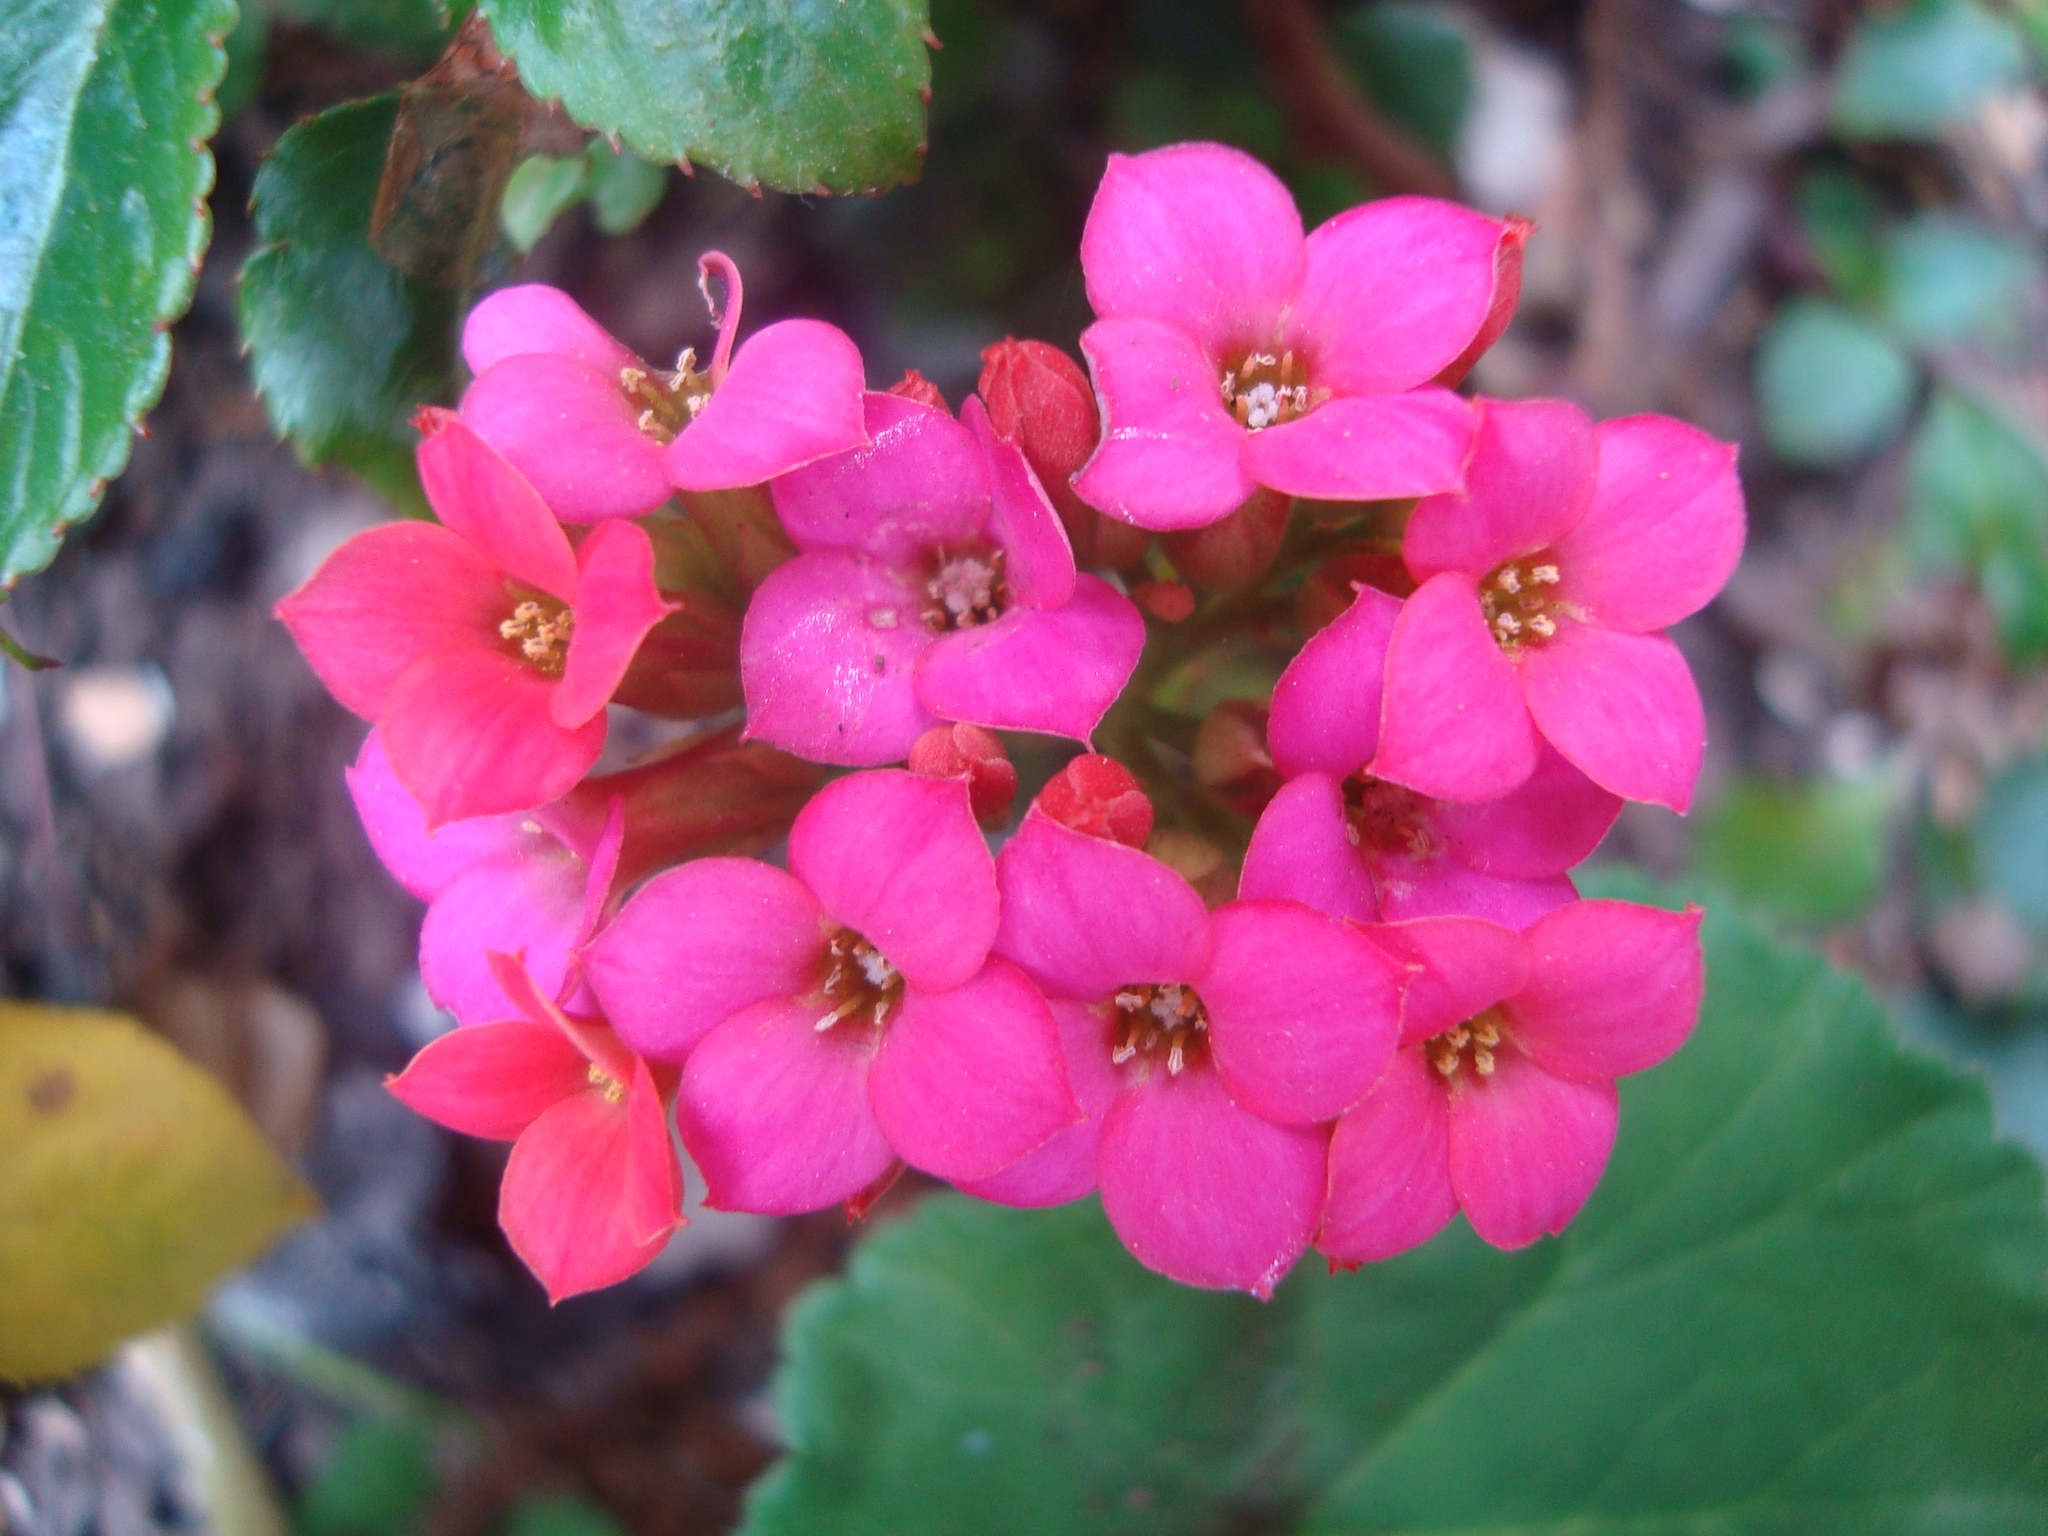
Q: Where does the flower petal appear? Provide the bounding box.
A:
[964,395,1076,609]
[770,391,990,563]
[417,411,583,600]
[678,994,893,1214]
[462,284,638,375]
[1448,1052,1617,1249]
[1555,415,1746,632]
[1243,388,1474,503]
[738,550,940,767]
[556,519,674,728]
[583,857,826,1063]
[1372,855,1577,932]
[915,576,1144,745]
[1267,584,1401,780]
[1433,741,1621,879]
[665,319,870,491]
[1098,1065,1326,1298]
[1080,142,1304,356]
[994,810,1211,1002]
[1507,899,1704,1081]
[1285,197,1510,394]
[1320,1048,1457,1264]
[1239,772,1378,924]
[1368,915,1530,1044]
[1519,620,1705,812]
[1072,317,1257,532]
[346,728,542,901]
[1201,899,1406,1124]
[385,1019,587,1140]
[959,999,1118,1207]
[1403,397,1596,581]
[788,769,999,993]
[460,355,674,525]
[1371,571,1539,803]
[421,848,586,1025]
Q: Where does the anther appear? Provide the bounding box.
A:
[1530,565,1560,584]
[1496,568,1522,594]
[1495,613,1521,636]
[1528,614,1556,637]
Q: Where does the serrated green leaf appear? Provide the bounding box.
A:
[1695,773,1894,926]
[584,141,667,237]
[1880,214,2032,347]
[0,0,234,589]
[476,0,931,195]
[1755,298,1917,467]
[239,95,462,516]
[741,898,2048,1535]
[1831,0,2026,140]
[0,1003,317,1383]
[500,152,586,253]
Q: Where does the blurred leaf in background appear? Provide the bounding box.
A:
[1879,215,2033,348]
[1831,0,2027,140]
[583,142,668,237]
[1331,1,1473,159]
[1695,773,1893,926]
[297,1417,440,1536]
[1906,389,2048,661]
[1795,167,1886,306]
[273,0,459,66]
[1756,298,1916,467]
[1976,755,2048,938]
[500,153,588,253]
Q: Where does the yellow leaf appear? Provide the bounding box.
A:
[0,1003,318,1382]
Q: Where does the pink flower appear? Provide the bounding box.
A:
[965,804,1408,1297]
[1244,584,1620,929]
[460,254,868,522]
[386,952,684,1303]
[1071,142,1524,530]
[739,392,1146,766]
[580,770,1082,1213]
[1368,397,1745,810]
[277,411,675,826]
[1318,901,1702,1262]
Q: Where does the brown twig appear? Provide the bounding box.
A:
[1240,0,1457,200]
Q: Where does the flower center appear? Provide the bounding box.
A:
[1344,775,1439,861]
[500,597,575,675]
[814,927,904,1033]
[1425,1006,1508,1081]
[1478,557,1563,650]
[1220,349,1321,431]
[585,1061,627,1103]
[617,349,714,444]
[924,548,1010,631]
[1109,982,1211,1077]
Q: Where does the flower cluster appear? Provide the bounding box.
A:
[279,141,1740,1301]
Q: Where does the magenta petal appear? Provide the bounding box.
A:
[556,519,673,727]
[964,396,1077,609]
[1320,1048,1457,1264]
[382,651,605,827]
[1267,584,1401,779]
[1557,415,1746,632]
[1371,572,1539,803]
[421,849,586,1025]
[1509,899,1704,1080]
[1286,198,1507,394]
[346,728,540,901]
[1098,1065,1326,1297]
[275,523,505,719]
[738,551,940,767]
[960,999,1118,1207]
[788,769,999,993]
[915,576,1144,745]
[678,995,893,1214]
[994,811,1212,1002]
[1373,856,1577,932]
[665,319,869,491]
[386,1019,588,1140]
[462,284,638,375]
[1073,318,1257,531]
[1448,1053,1617,1249]
[583,858,826,1064]
[1243,388,1473,503]
[460,355,674,525]
[1368,915,1530,1044]
[1239,773,1378,924]
[1520,620,1705,812]
[418,414,580,598]
[1434,741,1621,879]
[869,959,1081,1182]
[1080,143,1304,355]
[1201,899,1405,1124]
[1403,397,1596,581]
[771,392,989,563]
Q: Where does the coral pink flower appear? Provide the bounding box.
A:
[740,391,1146,766]
[277,412,675,826]
[386,952,684,1303]
[460,254,868,522]
[1244,584,1620,928]
[1072,141,1524,530]
[965,804,1408,1297]
[1318,901,1702,1263]
[1366,397,1744,810]
[580,770,1081,1212]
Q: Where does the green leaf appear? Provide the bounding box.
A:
[502,1495,628,1536]
[1905,389,2048,658]
[584,141,668,237]
[500,152,587,253]
[273,0,454,66]
[297,1418,439,1536]
[1975,756,2048,936]
[475,0,933,195]
[1880,214,2032,347]
[742,897,2048,1534]
[1796,167,1885,306]
[0,1003,316,1383]
[0,0,235,589]
[1831,0,2026,140]
[1695,773,1894,926]
[1756,298,1917,467]
[1334,1,1473,159]
[239,95,463,516]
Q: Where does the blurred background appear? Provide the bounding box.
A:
[6,0,2048,1531]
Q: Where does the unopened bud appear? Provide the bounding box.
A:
[677,485,797,596]
[1038,753,1154,848]
[1295,550,1415,637]
[909,723,1017,828]
[609,591,744,718]
[1163,488,1290,592]
[1133,580,1196,623]
[1193,701,1281,817]
[886,369,947,410]
[1144,828,1236,907]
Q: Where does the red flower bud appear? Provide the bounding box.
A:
[908,723,1018,829]
[1163,488,1290,592]
[1193,700,1282,817]
[1037,753,1154,848]
[1295,549,1416,637]
[1133,579,1196,623]
[886,369,948,410]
